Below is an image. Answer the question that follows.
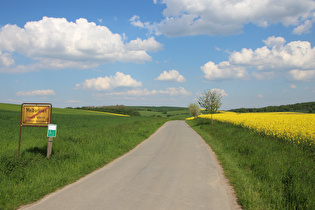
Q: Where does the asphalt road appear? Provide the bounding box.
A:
[21,121,240,210]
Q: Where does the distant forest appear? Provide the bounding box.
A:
[68,105,141,116]
[66,105,187,116]
[129,106,187,111]
[229,102,315,113]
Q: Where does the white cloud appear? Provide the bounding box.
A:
[130,15,144,28]
[293,20,313,34]
[103,87,191,96]
[16,89,55,96]
[202,36,315,81]
[75,72,142,91]
[0,17,163,73]
[289,69,315,81]
[201,61,248,80]
[129,15,161,36]
[0,51,14,67]
[230,37,315,70]
[263,36,286,49]
[155,70,186,82]
[131,0,315,36]
[125,37,163,52]
[257,94,264,98]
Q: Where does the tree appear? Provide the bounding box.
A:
[198,89,223,124]
[188,103,200,119]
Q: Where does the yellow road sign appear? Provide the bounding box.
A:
[21,103,52,126]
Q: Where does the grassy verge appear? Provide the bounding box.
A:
[0,104,168,209]
[187,118,315,210]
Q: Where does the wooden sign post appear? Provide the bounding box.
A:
[19,103,52,157]
[47,137,53,158]
[47,124,57,159]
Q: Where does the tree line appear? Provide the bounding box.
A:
[67,105,141,116]
[229,102,315,113]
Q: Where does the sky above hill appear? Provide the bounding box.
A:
[1,0,315,109]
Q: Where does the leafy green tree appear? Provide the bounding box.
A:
[198,89,223,124]
[188,103,200,119]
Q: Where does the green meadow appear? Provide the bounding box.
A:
[0,103,168,209]
[2,102,315,210]
[187,118,315,210]
[129,106,191,119]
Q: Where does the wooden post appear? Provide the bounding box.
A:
[18,124,22,158]
[18,104,23,158]
[47,137,53,159]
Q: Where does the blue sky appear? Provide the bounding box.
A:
[1,0,315,109]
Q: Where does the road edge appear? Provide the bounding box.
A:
[184,121,242,210]
[19,121,170,209]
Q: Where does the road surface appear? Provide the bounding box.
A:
[21,121,240,210]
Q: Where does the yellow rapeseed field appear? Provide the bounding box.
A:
[187,112,315,145]
[85,110,130,117]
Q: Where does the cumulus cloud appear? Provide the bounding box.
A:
[263,36,286,48]
[103,87,191,96]
[201,61,248,80]
[129,15,161,36]
[155,70,186,82]
[202,36,315,81]
[75,72,142,91]
[289,69,315,81]
[293,20,313,35]
[16,89,55,96]
[0,17,163,73]
[0,51,14,67]
[231,36,315,70]
[132,0,315,36]
[125,37,163,52]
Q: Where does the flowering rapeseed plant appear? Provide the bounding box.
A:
[187,112,315,145]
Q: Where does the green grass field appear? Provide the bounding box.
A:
[0,103,168,209]
[134,106,191,119]
[187,118,315,210]
[2,103,314,209]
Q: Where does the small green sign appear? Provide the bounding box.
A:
[47,124,57,137]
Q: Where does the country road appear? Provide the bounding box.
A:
[21,121,241,210]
